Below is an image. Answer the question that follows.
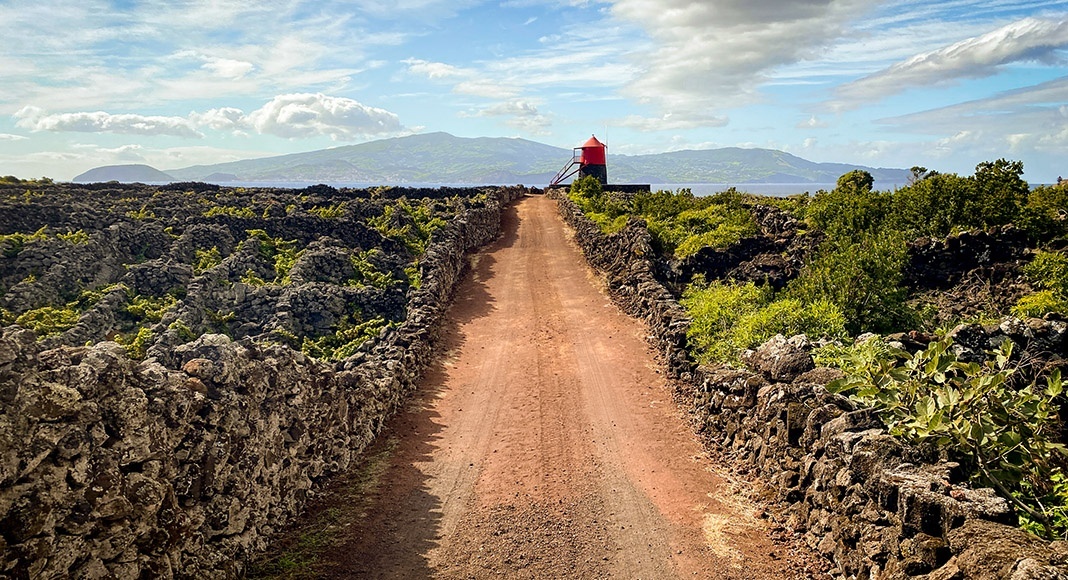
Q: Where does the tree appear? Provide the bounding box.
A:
[837,169,874,193]
[967,159,1028,229]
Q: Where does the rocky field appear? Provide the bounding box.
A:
[0,181,524,577]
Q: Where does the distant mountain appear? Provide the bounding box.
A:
[74,133,910,185]
[609,147,908,185]
[73,164,176,183]
[165,132,568,184]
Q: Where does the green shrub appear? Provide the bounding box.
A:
[301,316,390,360]
[193,246,222,275]
[204,205,256,218]
[243,230,301,284]
[1013,291,1068,318]
[169,319,196,342]
[786,231,912,334]
[806,171,890,238]
[828,338,1067,539]
[890,173,975,238]
[681,279,846,364]
[0,226,48,257]
[368,199,447,256]
[1024,250,1068,295]
[967,159,1028,229]
[57,229,90,245]
[308,203,346,219]
[117,327,154,359]
[125,293,177,323]
[1013,251,1068,317]
[349,250,395,288]
[16,306,81,336]
[126,205,156,220]
[1019,183,1068,242]
[732,297,847,349]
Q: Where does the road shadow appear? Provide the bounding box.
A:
[443,197,521,329]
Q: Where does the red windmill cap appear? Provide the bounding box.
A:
[581,135,605,149]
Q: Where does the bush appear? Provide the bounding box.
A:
[682,280,767,363]
[827,337,1068,539]
[244,230,302,284]
[368,198,447,256]
[1013,250,1068,317]
[15,306,80,336]
[681,279,846,364]
[786,231,912,334]
[890,173,975,238]
[1019,183,1068,242]
[806,170,890,237]
[301,316,390,360]
[967,158,1028,229]
[1013,291,1068,318]
[1023,250,1068,295]
[193,246,222,274]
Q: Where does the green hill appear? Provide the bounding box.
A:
[77,133,909,185]
[73,164,176,183]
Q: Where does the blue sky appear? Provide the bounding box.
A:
[2,0,1067,182]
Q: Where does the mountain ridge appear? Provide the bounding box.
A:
[76,132,909,185]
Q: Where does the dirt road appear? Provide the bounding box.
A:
[321,195,812,578]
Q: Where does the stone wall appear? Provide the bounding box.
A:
[0,187,525,579]
[548,188,1068,579]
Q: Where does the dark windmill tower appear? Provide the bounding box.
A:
[550,134,609,186]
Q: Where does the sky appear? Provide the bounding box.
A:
[1,0,1068,183]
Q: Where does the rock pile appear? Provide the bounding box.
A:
[550,188,1068,579]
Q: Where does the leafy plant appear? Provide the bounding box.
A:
[169,319,196,342]
[15,306,81,336]
[301,316,390,360]
[786,231,912,334]
[0,226,48,257]
[117,327,154,359]
[204,205,256,218]
[827,337,1068,539]
[681,278,846,364]
[368,199,447,256]
[243,230,302,284]
[1013,250,1068,317]
[125,293,177,323]
[308,203,346,219]
[126,205,157,220]
[1013,291,1068,319]
[57,229,90,245]
[193,246,223,275]
[349,250,395,288]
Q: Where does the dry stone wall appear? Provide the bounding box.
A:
[0,186,524,579]
[549,188,1068,579]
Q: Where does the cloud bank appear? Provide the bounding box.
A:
[835,17,1068,107]
[13,94,403,141]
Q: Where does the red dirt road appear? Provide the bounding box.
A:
[323,195,812,578]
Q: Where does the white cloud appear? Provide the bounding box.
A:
[202,57,255,80]
[610,0,871,118]
[616,113,729,132]
[461,100,551,133]
[14,106,203,138]
[246,93,402,140]
[12,94,404,141]
[404,58,464,79]
[191,107,249,132]
[835,17,1068,107]
[797,115,829,129]
[0,133,27,141]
